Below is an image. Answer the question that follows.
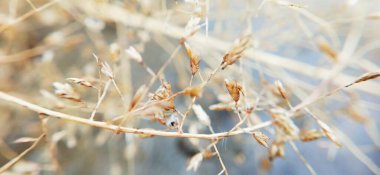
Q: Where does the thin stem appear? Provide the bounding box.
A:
[26,0,37,10]
[0,0,60,33]
[178,96,197,133]
[212,143,229,175]
[111,79,126,105]
[0,133,46,174]
[90,80,111,120]
[208,126,228,175]
[289,141,317,175]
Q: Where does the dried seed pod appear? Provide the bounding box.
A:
[202,150,215,160]
[316,120,342,147]
[252,131,270,148]
[274,80,288,101]
[183,42,200,75]
[345,71,380,87]
[224,79,243,103]
[347,106,368,123]
[52,82,81,102]
[260,157,272,171]
[151,80,175,111]
[269,110,299,136]
[221,35,251,69]
[299,130,325,142]
[183,86,202,97]
[317,40,337,61]
[66,78,94,88]
[269,141,285,161]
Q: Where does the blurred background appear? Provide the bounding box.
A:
[0,0,380,174]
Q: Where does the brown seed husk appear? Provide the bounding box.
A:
[345,71,380,87]
[253,131,270,148]
[183,86,202,97]
[299,130,325,142]
[274,80,288,101]
[269,141,285,161]
[317,120,342,147]
[221,35,251,69]
[318,40,337,61]
[151,80,175,112]
[224,79,243,103]
[183,42,200,75]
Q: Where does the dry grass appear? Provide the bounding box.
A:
[0,0,380,175]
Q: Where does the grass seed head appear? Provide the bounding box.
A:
[269,141,285,161]
[221,35,251,70]
[224,79,243,103]
[253,131,270,148]
[260,157,272,171]
[317,120,342,147]
[52,82,81,102]
[274,80,288,101]
[347,106,369,123]
[151,80,175,111]
[270,109,299,136]
[66,78,94,88]
[202,149,215,160]
[299,130,325,142]
[352,71,380,85]
[317,39,337,62]
[183,86,202,97]
[183,42,200,75]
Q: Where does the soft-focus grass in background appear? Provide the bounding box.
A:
[0,0,380,175]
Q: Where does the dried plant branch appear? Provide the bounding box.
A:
[2,1,380,174]
[292,70,380,112]
[0,91,272,140]
[0,133,46,174]
[212,143,228,175]
[289,141,317,175]
[0,0,60,33]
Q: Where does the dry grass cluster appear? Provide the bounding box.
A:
[0,0,380,175]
